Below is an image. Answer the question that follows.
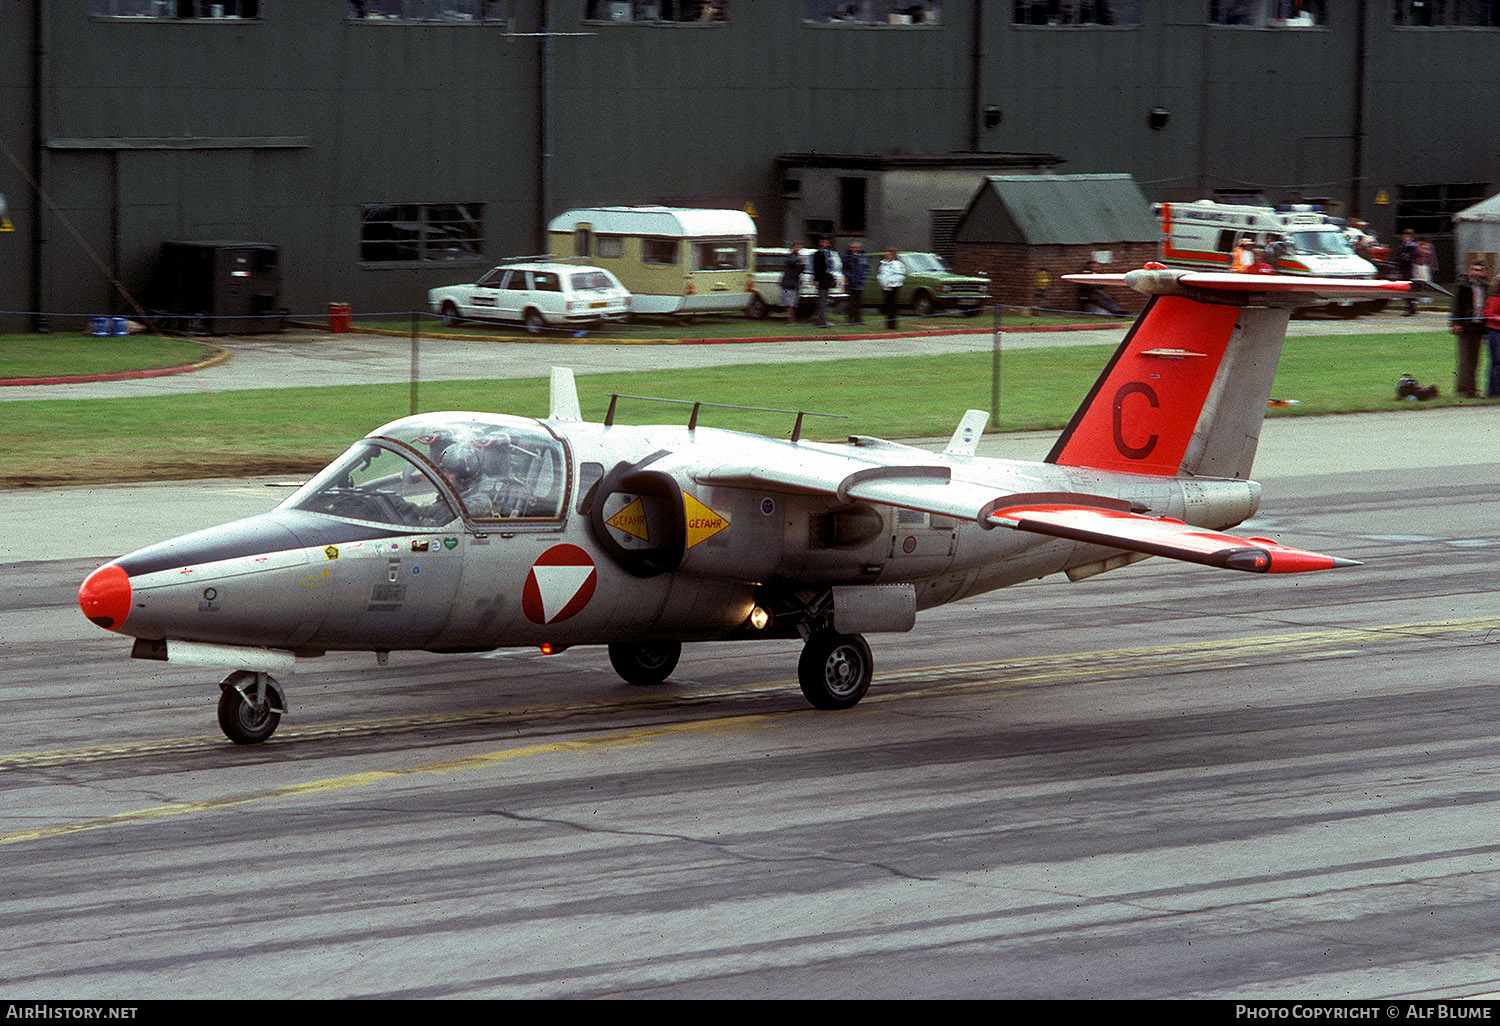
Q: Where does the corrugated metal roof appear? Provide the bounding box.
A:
[955,174,1159,246]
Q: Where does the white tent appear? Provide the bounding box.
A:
[1453,192,1500,272]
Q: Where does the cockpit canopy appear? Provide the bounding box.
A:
[282,414,570,529]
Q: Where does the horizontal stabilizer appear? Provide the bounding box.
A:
[1064,268,1426,306]
[990,502,1358,574]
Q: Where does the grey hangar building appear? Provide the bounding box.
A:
[3,1,1498,331]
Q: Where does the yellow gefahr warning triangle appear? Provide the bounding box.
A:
[684,492,729,549]
[605,497,650,542]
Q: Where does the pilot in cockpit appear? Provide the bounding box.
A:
[477,431,542,517]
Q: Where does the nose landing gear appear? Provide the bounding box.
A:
[217,670,285,744]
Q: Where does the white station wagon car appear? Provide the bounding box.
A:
[428,262,632,333]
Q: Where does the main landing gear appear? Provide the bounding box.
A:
[608,640,682,685]
[217,670,285,745]
[605,632,874,710]
[797,632,873,709]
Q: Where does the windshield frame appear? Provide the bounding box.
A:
[281,413,573,531]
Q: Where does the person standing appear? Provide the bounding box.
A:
[842,242,869,324]
[1263,232,1290,272]
[1450,258,1490,398]
[780,243,805,326]
[1230,236,1255,272]
[1394,228,1420,314]
[811,237,838,327]
[878,248,906,329]
[1486,275,1500,398]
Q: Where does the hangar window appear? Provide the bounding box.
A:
[803,1,942,24]
[1391,1,1500,26]
[584,2,728,22]
[347,1,512,19]
[1012,1,1140,24]
[1209,1,1326,25]
[93,1,261,16]
[360,204,485,264]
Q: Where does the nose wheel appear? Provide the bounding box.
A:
[217,671,285,745]
[798,632,872,709]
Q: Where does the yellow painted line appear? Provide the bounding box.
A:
[0,714,780,847]
[4,615,1492,846]
[5,616,1492,774]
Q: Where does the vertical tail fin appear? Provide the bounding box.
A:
[1046,269,1412,480]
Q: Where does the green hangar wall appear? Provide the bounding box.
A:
[2,2,1497,330]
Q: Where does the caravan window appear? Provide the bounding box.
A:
[643,238,679,264]
[597,235,625,259]
[694,241,748,271]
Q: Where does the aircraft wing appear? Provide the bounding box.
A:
[697,453,1009,523]
[989,502,1358,574]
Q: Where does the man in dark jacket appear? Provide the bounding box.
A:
[842,242,869,324]
[811,238,838,327]
[1450,258,1490,397]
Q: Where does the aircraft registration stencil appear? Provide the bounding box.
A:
[522,544,598,625]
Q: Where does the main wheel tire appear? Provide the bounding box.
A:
[797,632,872,710]
[608,640,682,686]
[217,682,281,745]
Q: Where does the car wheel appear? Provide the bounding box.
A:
[440,301,461,327]
[746,293,768,319]
[913,291,934,318]
[523,309,546,335]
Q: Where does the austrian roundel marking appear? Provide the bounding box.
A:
[522,544,598,625]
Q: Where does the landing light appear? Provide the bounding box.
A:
[748,606,771,631]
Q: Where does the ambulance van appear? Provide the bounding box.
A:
[1156,200,1383,314]
[547,206,755,316]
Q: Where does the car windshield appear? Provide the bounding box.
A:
[570,271,613,290]
[1287,230,1355,257]
[903,253,948,272]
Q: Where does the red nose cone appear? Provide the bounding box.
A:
[79,564,132,631]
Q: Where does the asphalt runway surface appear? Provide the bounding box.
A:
[5,447,1500,998]
[4,316,1500,999]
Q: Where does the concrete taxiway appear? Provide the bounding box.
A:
[3,315,1499,999]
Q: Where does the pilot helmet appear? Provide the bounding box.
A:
[476,431,514,476]
[438,441,482,491]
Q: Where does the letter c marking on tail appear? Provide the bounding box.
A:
[1112,382,1159,460]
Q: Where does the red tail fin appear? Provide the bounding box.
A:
[1047,269,1418,480]
[1046,295,1243,477]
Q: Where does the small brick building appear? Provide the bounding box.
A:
[952,174,1160,317]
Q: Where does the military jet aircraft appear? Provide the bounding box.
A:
[79,266,1417,744]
